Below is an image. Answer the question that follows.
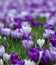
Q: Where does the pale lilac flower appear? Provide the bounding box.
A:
[43,29,55,38]
[50,47,56,62]
[1,28,11,36]
[11,29,23,38]
[22,40,34,49]
[21,22,32,34]
[3,53,11,61]
[0,46,5,56]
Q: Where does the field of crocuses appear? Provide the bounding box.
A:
[0,0,56,65]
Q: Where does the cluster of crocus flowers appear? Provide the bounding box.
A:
[0,0,56,65]
[0,46,11,65]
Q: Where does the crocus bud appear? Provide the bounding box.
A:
[37,39,45,48]
[0,46,5,56]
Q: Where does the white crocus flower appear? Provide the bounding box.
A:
[21,22,32,34]
[0,46,5,56]
[22,26,32,34]
[3,53,11,61]
[24,60,35,65]
[0,59,3,65]
[37,39,45,48]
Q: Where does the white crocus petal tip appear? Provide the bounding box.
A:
[24,59,35,65]
[3,53,11,61]
[0,59,3,65]
[37,39,45,48]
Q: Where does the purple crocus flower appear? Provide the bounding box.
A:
[45,24,54,30]
[13,23,21,29]
[22,40,34,49]
[41,49,51,65]
[11,29,22,38]
[29,48,39,62]
[50,46,56,62]
[29,47,51,64]
[50,32,56,47]
[22,33,34,40]
[1,28,11,36]
[15,60,25,65]
[11,53,19,64]
[32,21,44,27]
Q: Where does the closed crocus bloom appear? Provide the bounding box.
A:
[15,60,25,65]
[24,59,35,65]
[50,37,56,47]
[21,26,32,34]
[23,34,34,40]
[21,22,32,34]
[0,46,5,56]
[11,30,22,38]
[3,53,11,61]
[41,49,51,65]
[37,39,45,48]
[22,40,34,49]
[29,48,39,62]
[11,53,19,64]
[50,33,56,47]
[1,28,11,36]
[0,59,3,65]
